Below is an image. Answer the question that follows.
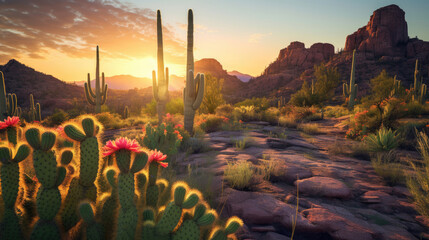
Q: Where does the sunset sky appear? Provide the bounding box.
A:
[1,0,428,82]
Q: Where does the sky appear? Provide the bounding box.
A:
[0,0,428,82]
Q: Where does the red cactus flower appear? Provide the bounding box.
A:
[148,150,168,168]
[102,137,143,157]
[0,116,20,129]
[174,130,183,141]
[174,124,183,129]
[164,129,167,135]
[239,120,243,124]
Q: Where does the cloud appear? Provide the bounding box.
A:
[248,32,272,44]
[0,0,185,63]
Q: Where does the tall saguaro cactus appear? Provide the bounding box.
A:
[411,59,428,104]
[343,49,358,109]
[153,10,169,124]
[29,94,42,122]
[184,9,205,135]
[0,71,19,120]
[85,46,108,113]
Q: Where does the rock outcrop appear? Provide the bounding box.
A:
[264,42,334,75]
[345,4,408,58]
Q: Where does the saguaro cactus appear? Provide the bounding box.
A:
[153,10,169,124]
[410,59,428,104]
[29,94,42,122]
[85,46,108,113]
[0,71,19,120]
[184,9,205,135]
[390,75,402,98]
[123,106,129,119]
[343,49,358,109]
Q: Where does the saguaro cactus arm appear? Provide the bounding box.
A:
[193,73,205,110]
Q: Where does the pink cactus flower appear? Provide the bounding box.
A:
[0,116,20,129]
[148,149,168,168]
[102,137,142,157]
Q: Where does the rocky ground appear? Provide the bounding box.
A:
[170,118,429,240]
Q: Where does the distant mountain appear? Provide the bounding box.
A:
[228,70,253,82]
[75,74,185,91]
[194,58,246,102]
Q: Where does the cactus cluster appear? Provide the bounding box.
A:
[184,9,205,135]
[390,75,402,98]
[153,10,170,124]
[343,49,358,109]
[410,59,428,104]
[0,71,21,120]
[85,46,108,114]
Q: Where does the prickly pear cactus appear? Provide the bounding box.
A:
[0,144,30,240]
[24,127,71,240]
[172,203,216,240]
[209,217,244,240]
[61,117,102,231]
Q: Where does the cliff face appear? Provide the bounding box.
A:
[239,4,429,101]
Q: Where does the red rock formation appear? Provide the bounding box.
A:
[345,4,408,57]
[264,41,334,75]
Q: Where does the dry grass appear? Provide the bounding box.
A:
[224,160,254,190]
[371,151,405,186]
[297,123,321,135]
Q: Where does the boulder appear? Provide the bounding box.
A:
[295,177,352,199]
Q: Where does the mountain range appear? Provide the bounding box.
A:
[1,4,428,113]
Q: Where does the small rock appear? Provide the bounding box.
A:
[263,232,289,240]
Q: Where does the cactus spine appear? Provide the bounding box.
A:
[85,46,108,113]
[184,9,205,135]
[25,128,71,239]
[29,94,42,122]
[0,72,19,120]
[343,49,358,109]
[153,10,169,124]
[61,117,102,231]
[0,144,30,240]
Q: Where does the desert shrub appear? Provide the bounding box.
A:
[297,123,320,135]
[199,74,225,114]
[235,97,270,111]
[278,115,298,128]
[324,106,350,118]
[43,109,69,127]
[180,136,211,154]
[233,136,253,150]
[232,106,260,122]
[397,122,427,150]
[95,112,127,129]
[166,97,184,114]
[364,127,398,152]
[215,104,234,117]
[224,160,254,190]
[362,70,404,106]
[403,101,424,117]
[259,157,283,181]
[143,98,157,116]
[406,131,429,217]
[195,114,229,133]
[290,63,340,107]
[371,151,404,186]
[261,107,280,124]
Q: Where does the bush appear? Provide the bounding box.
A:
[224,160,254,190]
[324,106,350,118]
[143,98,157,116]
[180,136,211,154]
[235,97,270,111]
[232,106,260,122]
[166,97,184,114]
[406,131,429,217]
[43,109,69,127]
[199,74,225,114]
[364,127,398,152]
[261,107,280,124]
[195,114,230,133]
[278,115,298,128]
[371,151,404,186]
[297,123,320,135]
[215,104,234,117]
[96,112,127,129]
[233,136,253,150]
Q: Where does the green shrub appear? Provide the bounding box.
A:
[371,151,404,186]
[232,106,260,122]
[215,104,234,117]
[297,123,320,135]
[143,98,157,116]
[224,160,254,190]
[406,131,429,217]
[235,97,270,111]
[324,106,350,118]
[199,74,225,114]
[261,107,280,124]
[95,112,127,129]
[43,109,69,127]
[166,97,184,114]
[364,127,398,152]
[195,114,229,133]
[278,115,298,128]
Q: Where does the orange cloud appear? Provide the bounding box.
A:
[0,0,185,63]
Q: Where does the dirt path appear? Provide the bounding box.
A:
[174,119,428,240]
